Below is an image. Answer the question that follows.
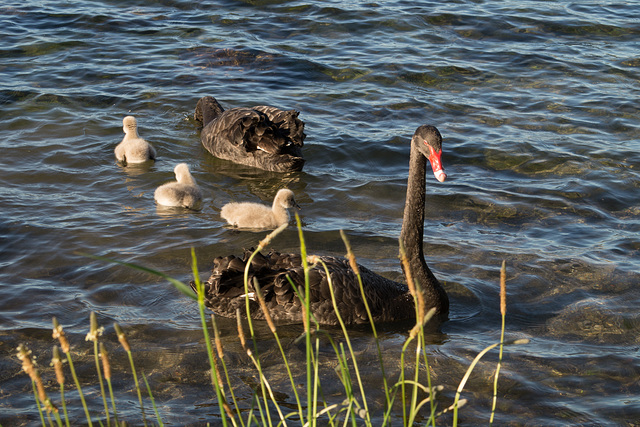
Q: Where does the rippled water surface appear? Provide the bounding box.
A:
[1,0,639,425]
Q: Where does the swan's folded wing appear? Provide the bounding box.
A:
[253,105,305,147]
[202,108,261,151]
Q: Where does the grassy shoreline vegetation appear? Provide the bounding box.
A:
[15,216,527,426]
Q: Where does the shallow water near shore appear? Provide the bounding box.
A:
[1,0,639,425]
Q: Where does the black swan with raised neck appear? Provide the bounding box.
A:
[193,125,448,325]
[194,96,305,172]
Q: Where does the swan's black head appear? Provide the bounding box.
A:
[412,125,446,182]
[195,96,225,127]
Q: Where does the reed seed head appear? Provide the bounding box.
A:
[298,285,309,332]
[222,401,235,420]
[51,346,65,385]
[257,222,288,251]
[86,311,104,342]
[52,317,70,353]
[17,344,36,377]
[339,230,361,275]
[236,309,247,349]
[399,239,425,322]
[99,342,112,381]
[500,260,507,316]
[17,344,56,412]
[211,314,225,360]
[306,255,320,266]
[212,354,225,391]
[114,322,131,352]
[254,278,276,333]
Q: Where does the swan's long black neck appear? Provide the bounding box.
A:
[400,140,449,315]
[197,96,225,127]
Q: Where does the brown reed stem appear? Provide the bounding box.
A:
[52,317,92,426]
[209,315,226,392]
[52,346,70,427]
[100,342,119,425]
[87,312,110,427]
[114,322,147,426]
[236,308,247,350]
[100,343,111,381]
[399,240,425,324]
[211,314,225,360]
[52,317,70,353]
[490,260,508,425]
[114,322,131,352]
[17,344,58,415]
[500,260,507,316]
[52,346,65,386]
[253,278,277,334]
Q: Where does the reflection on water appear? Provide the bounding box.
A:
[1,0,639,425]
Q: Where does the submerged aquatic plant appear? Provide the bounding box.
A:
[15,219,526,425]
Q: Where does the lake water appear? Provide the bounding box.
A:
[1,0,639,425]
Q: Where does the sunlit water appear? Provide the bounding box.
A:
[1,0,639,425]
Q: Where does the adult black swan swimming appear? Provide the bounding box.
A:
[194,96,305,172]
[194,125,449,325]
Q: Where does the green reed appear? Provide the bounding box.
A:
[16,222,527,425]
[87,312,110,427]
[114,321,147,426]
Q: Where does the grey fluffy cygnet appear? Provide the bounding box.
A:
[220,189,300,230]
[154,163,202,209]
[114,116,157,164]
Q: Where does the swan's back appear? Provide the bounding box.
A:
[195,96,305,172]
[114,116,156,164]
[195,249,414,326]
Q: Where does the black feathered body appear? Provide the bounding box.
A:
[195,96,305,172]
[191,124,450,326]
[192,249,416,326]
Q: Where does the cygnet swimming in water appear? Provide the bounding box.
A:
[220,189,300,230]
[154,163,202,209]
[114,116,157,164]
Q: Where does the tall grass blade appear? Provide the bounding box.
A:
[114,322,147,427]
[253,279,306,423]
[489,260,508,424]
[142,373,163,426]
[78,252,196,300]
[452,338,529,425]
[191,247,230,427]
[52,318,93,426]
[315,258,370,424]
[339,230,392,414]
[87,312,110,427]
[211,314,243,426]
[100,342,119,425]
[293,213,314,427]
[52,345,70,427]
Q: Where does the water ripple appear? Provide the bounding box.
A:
[1,0,639,424]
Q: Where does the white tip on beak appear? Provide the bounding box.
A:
[434,169,447,182]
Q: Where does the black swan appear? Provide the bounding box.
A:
[114,116,156,164]
[194,125,448,325]
[154,163,202,209]
[220,188,300,230]
[194,96,305,172]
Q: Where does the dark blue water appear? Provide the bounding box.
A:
[1,0,639,424]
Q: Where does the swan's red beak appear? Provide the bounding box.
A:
[428,146,446,182]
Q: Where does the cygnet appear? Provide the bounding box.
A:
[154,163,202,209]
[114,116,157,164]
[220,189,300,230]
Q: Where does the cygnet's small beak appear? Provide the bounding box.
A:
[294,202,301,210]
